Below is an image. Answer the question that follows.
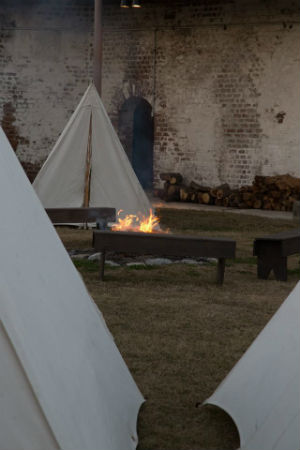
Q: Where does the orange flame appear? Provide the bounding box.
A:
[112,209,162,233]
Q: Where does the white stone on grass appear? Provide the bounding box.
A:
[126,262,146,267]
[207,257,218,263]
[71,254,90,260]
[181,258,198,265]
[105,260,120,267]
[88,252,101,261]
[145,258,172,266]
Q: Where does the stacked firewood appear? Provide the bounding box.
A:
[155,173,300,211]
[157,173,183,202]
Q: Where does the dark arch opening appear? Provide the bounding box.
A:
[119,96,154,191]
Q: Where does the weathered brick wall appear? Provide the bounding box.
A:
[102,0,300,188]
[0,0,94,179]
[0,0,299,188]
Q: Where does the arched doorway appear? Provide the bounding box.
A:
[119,96,154,191]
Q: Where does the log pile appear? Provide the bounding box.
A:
[154,173,300,211]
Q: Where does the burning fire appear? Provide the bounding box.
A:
[112,209,162,233]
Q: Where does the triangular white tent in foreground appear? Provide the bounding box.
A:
[0,127,144,449]
[205,282,300,450]
[33,84,151,216]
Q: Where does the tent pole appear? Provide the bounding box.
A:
[83,113,93,208]
[93,0,103,96]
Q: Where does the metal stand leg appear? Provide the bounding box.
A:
[99,251,106,281]
[217,258,225,285]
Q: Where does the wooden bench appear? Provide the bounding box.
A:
[253,228,300,281]
[46,207,116,228]
[93,230,236,284]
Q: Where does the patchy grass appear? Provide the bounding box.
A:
[73,259,99,272]
[56,209,299,450]
[156,208,295,234]
[229,256,257,265]
[56,226,93,250]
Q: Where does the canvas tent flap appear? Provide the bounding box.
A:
[33,91,91,208]
[0,127,144,450]
[204,282,300,450]
[33,84,151,216]
[0,321,59,450]
[89,89,151,215]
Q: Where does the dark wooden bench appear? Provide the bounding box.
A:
[93,230,236,284]
[46,207,116,228]
[253,228,300,281]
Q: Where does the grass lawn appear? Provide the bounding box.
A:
[57,209,299,450]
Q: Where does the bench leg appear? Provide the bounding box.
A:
[273,256,288,281]
[99,251,106,281]
[216,258,225,285]
[257,256,273,280]
[257,256,287,281]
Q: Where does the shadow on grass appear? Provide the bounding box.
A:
[195,405,240,450]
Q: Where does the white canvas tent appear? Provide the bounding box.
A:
[0,127,144,450]
[33,84,151,217]
[205,282,300,450]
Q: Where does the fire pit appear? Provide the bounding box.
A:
[92,230,236,284]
